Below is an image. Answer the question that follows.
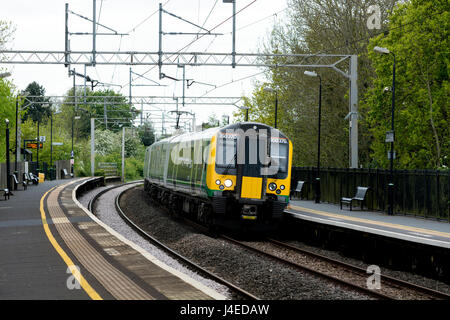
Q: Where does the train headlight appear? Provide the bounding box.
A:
[215,179,221,185]
[280,185,285,190]
[268,182,277,191]
[224,179,233,188]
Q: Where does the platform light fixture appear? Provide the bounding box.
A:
[304,70,322,203]
[374,45,396,215]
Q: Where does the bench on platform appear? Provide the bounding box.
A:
[340,186,369,211]
[3,188,11,200]
[290,181,306,200]
[28,173,39,185]
[61,168,69,179]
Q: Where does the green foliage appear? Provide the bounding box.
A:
[238,0,398,167]
[201,113,221,129]
[0,20,14,50]
[363,0,449,169]
[22,81,52,122]
[137,122,156,146]
[0,79,16,162]
[60,87,136,140]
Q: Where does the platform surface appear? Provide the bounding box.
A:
[287,199,450,249]
[0,178,223,300]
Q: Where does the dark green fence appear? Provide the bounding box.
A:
[291,167,450,221]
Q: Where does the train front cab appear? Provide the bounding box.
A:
[205,123,292,230]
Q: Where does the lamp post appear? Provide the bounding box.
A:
[304,71,322,203]
[5,119,11,194]
[374,46,396,215]
[72,115,81,177]
[263,87,278,128]
[235,105,249,121]
[50,110,62,170]
[0,72,11,79]
[36,120,40,174]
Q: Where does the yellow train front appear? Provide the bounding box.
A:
[144,122,293,231]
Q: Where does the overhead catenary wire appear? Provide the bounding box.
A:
[126,0,172,34]
[119,0,259,91]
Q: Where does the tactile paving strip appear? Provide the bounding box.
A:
[46,181,155,300]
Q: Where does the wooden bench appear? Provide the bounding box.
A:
[290,181,306,200]
[340,186,369,211]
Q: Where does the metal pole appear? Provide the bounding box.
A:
[315,76,322,203]
[91,118,95,176]
[65,3,69,67]
[232,0,236,68]
[388,53,396,215]
[274,90,278,129]
[349,55,358,168]
[71,117,74,176]
[141,100,143,125]
[104,97,107,129]
[245,109,248,121]
[72,68,77,111]
[158,2,163,79]
[50,112,53,168]
[84,64,87,104]
[122,126,125,182]
[182,65,185,107]
[92,0,96,66]
[14,99,18,171]
[129,67,132,108]
[5,120,11,193]
[36,121,39,172]
[162,112,165,135]
[175,98,180,129]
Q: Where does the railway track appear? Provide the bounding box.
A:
[221,236,450,300]
[95,183,450,300]
[111,185,260,301]
[266,238,450,300]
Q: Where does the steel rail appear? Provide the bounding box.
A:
[267,238,450,300]
[110,184,259,301]
[220,235,393,300]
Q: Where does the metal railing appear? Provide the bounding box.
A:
[291,167,450,221]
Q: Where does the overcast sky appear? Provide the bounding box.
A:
[1,0,288,133]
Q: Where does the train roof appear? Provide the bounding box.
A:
[148,122,289,149]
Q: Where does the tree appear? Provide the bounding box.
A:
[364,0,449,169]
[0,20,16,162]
[0,78,16,162]
[138,122,156,146]
[22,81,52,122]
[201,113,221,129]
[61,87,137,140]
[0,20,14,51]
[235,0,399,167]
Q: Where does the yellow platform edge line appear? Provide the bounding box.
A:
[40,186,103,300]
[289,205,450,239]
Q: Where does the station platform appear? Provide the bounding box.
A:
[0,178,225,300]
[286,200,450,249]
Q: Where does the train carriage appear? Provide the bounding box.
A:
[144,122,293,231]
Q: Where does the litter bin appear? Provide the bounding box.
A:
[38,173,45,183]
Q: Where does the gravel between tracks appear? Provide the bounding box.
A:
[119,186,374,300]
[78,183,232,299]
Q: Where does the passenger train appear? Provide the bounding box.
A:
[143,122,293,231]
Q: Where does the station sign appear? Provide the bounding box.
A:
[26,142,43,149]
[52,142,63,146]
